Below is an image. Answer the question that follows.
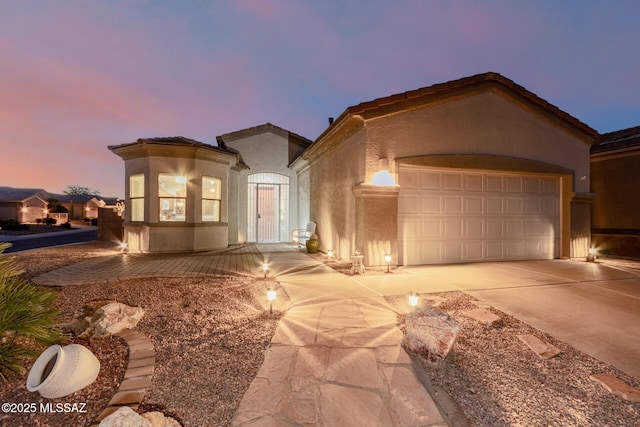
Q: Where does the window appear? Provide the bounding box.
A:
[159,174,187,221]
[202,176,221,221]
[129,174,144,222]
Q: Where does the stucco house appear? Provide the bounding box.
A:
[590,125,640,256]
[294,72,598,266]
[112,72,600,264]
[0,187,49,223]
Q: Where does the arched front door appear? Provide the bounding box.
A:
[247,173,290,242]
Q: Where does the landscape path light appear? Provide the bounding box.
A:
[262,261,269,278]
[587,248,597,262]
[409,291,419,310]
[327,249,334,260]
[384,254,391,273]
[267,287,276,315]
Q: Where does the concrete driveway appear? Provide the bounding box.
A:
[354,259,640,379]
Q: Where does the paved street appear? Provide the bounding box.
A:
[1,227,98,253]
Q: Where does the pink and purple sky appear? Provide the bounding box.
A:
[1,1,638,197]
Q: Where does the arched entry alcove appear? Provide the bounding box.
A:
[247,173,289,242]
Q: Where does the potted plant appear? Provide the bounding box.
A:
[306,233,320,253]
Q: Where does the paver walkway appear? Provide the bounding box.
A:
[232,245,446,426]
[32,244,263,286]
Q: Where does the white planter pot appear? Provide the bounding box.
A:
[26,344,100,399]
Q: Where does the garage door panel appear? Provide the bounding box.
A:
[421,172,441,190]
[465,175,483,192]
[444,174,463,191]
[505,176,522,193]
[486,219,503,238]
[421,196,441,214]
[524,198,541,215]
[421,219,441,238]
[485,242,503,259]
[444,197,462,214]
[398,194,419,214]
[485,175,503,192]
[398,167,559,266]
[444,241,462,262]
[399,218,419,238]
[505,198,523,215]
[402,171,419,189]
[465,197,483,214]
[524,177,540,194]
[485,197,503,214]
[542,178,558,194]
[465,219,483,238]
[464,241,484,260]
[444,219,462,238]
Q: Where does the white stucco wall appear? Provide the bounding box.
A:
[225,131,300,242]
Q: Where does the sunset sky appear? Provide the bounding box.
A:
[1,1,639,197]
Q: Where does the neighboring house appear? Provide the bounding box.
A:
[590,125,640,257]
[295,72,598,266]
[50,194,108,219]
[217,123,312,243]
[0,187,49,222]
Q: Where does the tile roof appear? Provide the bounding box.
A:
[217,122,312,148]
[316,72,598,143]
[0,186,48,202]
[591,125,640,154]
[109,136,239,156]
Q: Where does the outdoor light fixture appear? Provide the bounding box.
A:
[409,291,419,309]
[175,176,187,184]
[262,261,269,278]
[384,254,391,273]
[267,287,276,314]
[371,158,396,186]
[327,249,334,259]
[587,248,597,262]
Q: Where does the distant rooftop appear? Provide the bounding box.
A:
[591,125,640,154]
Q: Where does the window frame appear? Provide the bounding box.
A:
[158,173,187,222]
[202,176,221,222]
[129,173,145,222]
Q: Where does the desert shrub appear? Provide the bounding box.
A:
[0,243,63,381]
[90,218,98,226]
[35,218,42,224]
[43,217,57,225]
[60,222,71,229]
[0,220,29,231]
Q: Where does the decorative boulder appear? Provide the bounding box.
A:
[99,407,151,427]
[76,302,145,338]
[99,407,181,427]
[403,306,460,363]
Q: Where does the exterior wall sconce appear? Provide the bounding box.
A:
[384,254,391,273]
[409,291,419,309]
[175,176,187,184]
[587,248,597,262]
[267,287,276,314]
[262,261,269,278]
[371,158,396,186]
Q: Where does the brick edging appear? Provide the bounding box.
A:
[91,329,155,426]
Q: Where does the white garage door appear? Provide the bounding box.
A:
[398,166,560,265]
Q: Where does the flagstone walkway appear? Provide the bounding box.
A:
[232,245,446,426]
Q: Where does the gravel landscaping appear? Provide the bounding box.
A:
[1,243,288,427]
[3,243,639,426]
[387,291,640,427]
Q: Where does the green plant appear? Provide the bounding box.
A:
[0,243,63,381]
[43,217,57,225]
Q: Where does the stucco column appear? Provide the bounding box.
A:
[353,184,399,266]
[570,193,596,258]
